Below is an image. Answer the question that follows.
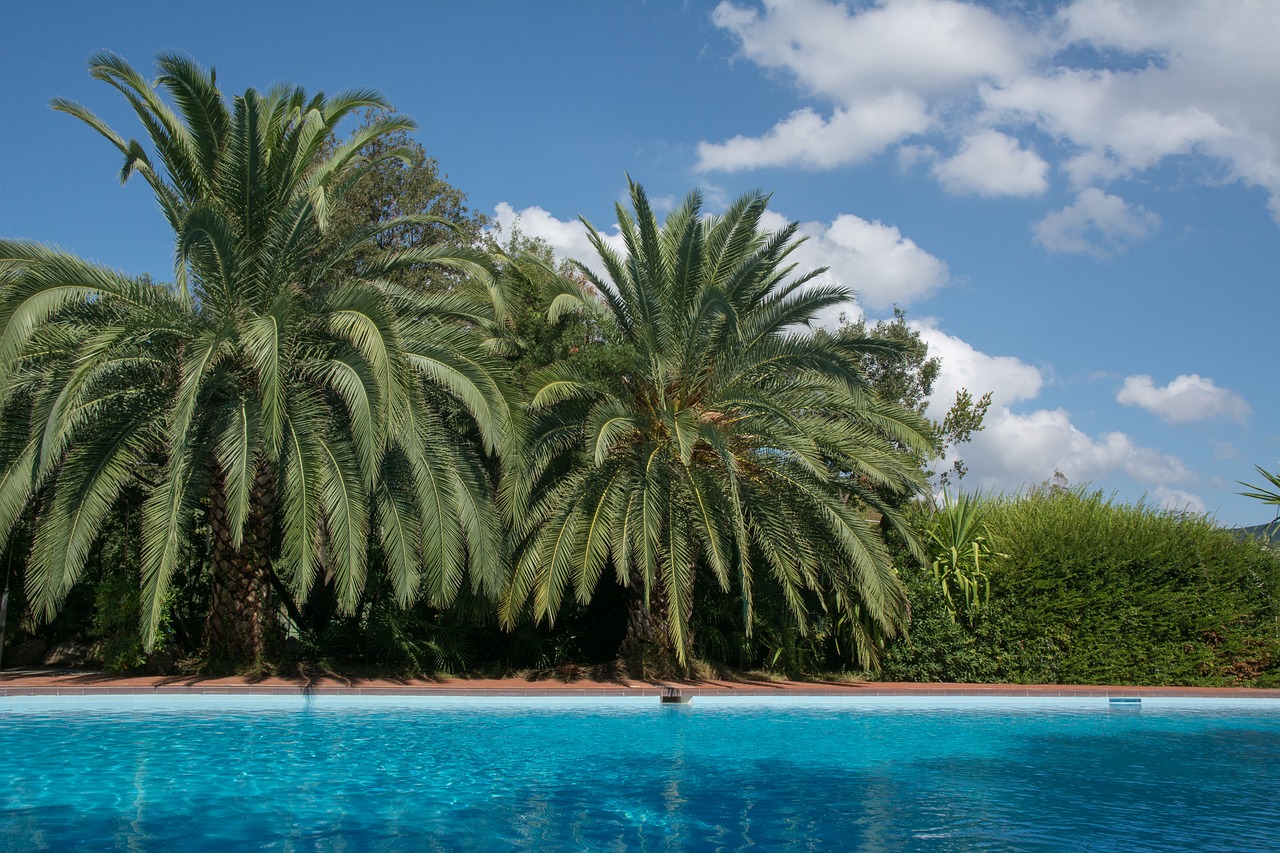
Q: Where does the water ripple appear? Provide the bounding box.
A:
[1,704,1278,850]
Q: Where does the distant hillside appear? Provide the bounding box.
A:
[1233,521,1280,545]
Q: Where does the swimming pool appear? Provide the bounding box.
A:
[2,695,1278,850]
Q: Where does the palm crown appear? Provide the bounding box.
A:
[0,53,513,664]
[506,180,933,667]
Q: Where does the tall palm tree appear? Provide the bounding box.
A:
[505,180,933,671]
[0,53,514,667]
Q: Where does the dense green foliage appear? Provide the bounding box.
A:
[506,180,934,672]
[824,308,991,487]
[319,109,488,288]
[882,488,1280,686]
[0,54,513,670]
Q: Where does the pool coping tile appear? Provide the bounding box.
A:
[4,670,1280,700]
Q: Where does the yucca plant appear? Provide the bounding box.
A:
[504,179,933,672]
[923,489,999,623]
[0,53,514,668]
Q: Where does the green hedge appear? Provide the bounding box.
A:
[881,489,1280,686]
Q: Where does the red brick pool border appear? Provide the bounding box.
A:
[3,670,1279,699]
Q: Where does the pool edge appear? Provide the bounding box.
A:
[3,673,1279,701]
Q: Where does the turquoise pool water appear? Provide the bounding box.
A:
[2,696,1278,851]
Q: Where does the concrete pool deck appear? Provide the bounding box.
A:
[3,669,1280,699]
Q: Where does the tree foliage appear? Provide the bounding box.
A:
[505,180,934,672]
[320,109,487,288]
[827,307,991,486]
[484,227,605,390]
[0,53,514,668]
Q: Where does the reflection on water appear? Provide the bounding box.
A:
[1,703,1279,851]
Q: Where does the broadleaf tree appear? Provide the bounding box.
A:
[826,307,992,488]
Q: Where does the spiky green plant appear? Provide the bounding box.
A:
[504,179,933,671]
[0,53,514,668]
[1239,466,1280,543]
[923,489,999,623]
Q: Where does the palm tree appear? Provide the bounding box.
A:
[0,53,514,668]
[504,180,933,671]
[1239,466,1280,542]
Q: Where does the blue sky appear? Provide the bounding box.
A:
[3,1,1278,526]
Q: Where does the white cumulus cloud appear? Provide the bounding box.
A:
[491,202,623,282]
[700,0,1027,173]
[911,319,1043,414]
[1055,0,1280,206]
[1032,188,1159,256]
[710,0,1029,101]
[962,408,1194,490]
[697,96,930,172]
[1153,487,1208,515]
[705,0,1280,223]
[906,319,1198,501]
[1116,373,1252,424]
[771,211,951,313]
[932,129,1049,197]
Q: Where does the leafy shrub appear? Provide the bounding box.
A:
[882,488,1280,686]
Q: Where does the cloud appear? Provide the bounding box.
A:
[1032,188,1159,256]
[908,318,1197,498]
[1116,373,1252,424]
[1153,487,1207,515]
[984,69,1235,188]
[706,0,1280,222]
[701,0,1028,173]
[493,202,590,259]
[962,408,1195,490]
[491,202,623,282]
[696,97,930,172]
[910,319,1042,413]
[932,130,1049,197]
[710,0,1029,101]
[770,211,950,313]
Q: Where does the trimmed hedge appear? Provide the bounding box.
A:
[881,489,1280,686]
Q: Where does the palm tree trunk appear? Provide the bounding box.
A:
[0,553,11,670]
[204,464,277,670]
[622,581,659,657]
[619,563,694,676]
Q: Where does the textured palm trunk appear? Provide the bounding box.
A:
[0,560,10,671]
[620,563,693,676]
[621,584,662,657]
[204,464,277,670]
